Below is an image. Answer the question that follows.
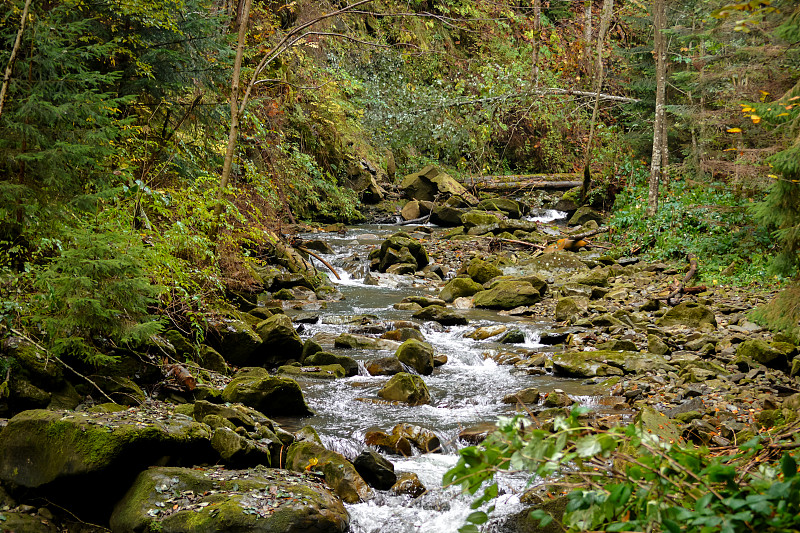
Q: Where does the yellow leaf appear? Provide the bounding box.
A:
[777,113,789,117]
[768,174,779,179]
[727,127,742,133]
[751,115,761,123]
[723,147,738,151]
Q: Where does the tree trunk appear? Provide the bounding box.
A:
[647,0,667,217]
[584,1,593,76]
[0,0,33,121]
[581,0,614,203]
[211,0,252,242]
[532,0,542,86]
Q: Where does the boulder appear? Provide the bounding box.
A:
[222,368,313,416]
[198,345,228,374]
[555,296,588,322]
[477,198,522,218]
[647,334,671,356]
[210,426,273,465]
[400,200,431,221]
[467,325,507,340]
[400,165,477,205]
[364,430,413,456]
[391,423,441,453]
[391,472,426,497]
[395,339,435,375]
[303,351,359,376]
[597,339,639,352]
[439,277,484,302]
[208,317,262,367]
[736,339,789,369]
[278,364,346,379]
[412,305,468,326]
[110,466,349,533]
[4,337,64,389]
[502,387,540,405]
[286,441,373,503]
[353,450,397,490]
[461,211,501,231]
[657,302,717,329]
[371,232,429,273]
[467,259,503,284]
[473,281,542,309]
[516,253,588,278]
[377,373,431,405]
[430,205,464,227]
[334,333,400,351]
[381,328,426,342]
[401,295,447,308]
[254,314,304,366]
[367,357,405,376]
[552,350,670,377]
[570,268,609,288]
[543,389,574,407]
[568,206,603,226]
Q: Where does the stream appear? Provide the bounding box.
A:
[280,210,607,532]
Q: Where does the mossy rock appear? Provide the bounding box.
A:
[569,268,610,288]
[517,252,589,278]
[4,337,64,388]
[286,441,373,503]
[439,277,484,302]
[657,302,717,329]
[377,373,431,405]
[412,305,468,326]
[467,259,503,284]
[334,333,400,351]
[222,369,313,416]
[110,466,349,533]
[477,197,522,218]
[430,205,464,227]
[461,211,501,230]
[568,206,604,226]
[0,408,214,519]
[395,339,435,376]
[278,364,346,379]
[207,317,262,367]
[303,351,358,376]
[197,345,229,374]
[736,339,789,369]
[635,406,680,444]
[473,281,542,310]
[254,314,304,366]
[551,350,632,377]
[378,233,429,270]
[87,375,146,406]
[555,296,588,322]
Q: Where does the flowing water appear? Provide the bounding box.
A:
[282,209,604,532]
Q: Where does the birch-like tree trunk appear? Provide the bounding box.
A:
[584,1,593,76]
[211,0,252,242]
[647,0,667,217]
[0,0,33,121]
[531,0,542,86]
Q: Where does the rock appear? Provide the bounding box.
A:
[517,253,588,278]
[286,441,373,503]
[500,329,526,344]
[372,232,429,273]
[303,239,335,254]
[193,400,266,431]
[473,281,542,309]
[561,283,594,298]
[278,364,346,379]
[381,328,426,342]
[502,387,540,405]
[657,302,717,329]
[647,334,671,355]
[87,375,146,406]
[439,277,484,302]
[364,430,413,456]
[377,373,431,405]
[430,205,464,226]
[400,165,478,204]
[458,423,498,445]
[555,296,588,322]
[467,325,508,340]
[0,408,214,519]
[391,423,441,453]
[467,259,503,284]
[551,350,630,377]
[222,368,313,416]
[303,351,359,376]
[635,406,681,444]
[367,357,405,376]
[461,211,501,230]
[210,426,272,465]
[334,333,400,351]
[503,494,568,533]
[207,316,262,367]
[110,466,348,533]
[395,339,435,375]
[354,450,397,490]
[597,339,639,352]
[543,389,574,407]
[477,197,522,218]
[386,263,417,275]
[198,345,228,374]
[570,268,609,287]
[391,472,426,497]
[402,295,447,308]
[412,305,468,326]
[252,314,304,366]
[4,337,64,389]
[401,200,429,220]
[568,206,603,226]
[736,339,789,369]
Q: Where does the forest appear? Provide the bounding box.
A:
[0,0,799,531]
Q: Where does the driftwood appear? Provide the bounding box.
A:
[296,245,341,281]
[664,254,705,305]
[467,173,581,192]
[397,213,431,226]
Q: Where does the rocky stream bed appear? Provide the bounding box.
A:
[1,179,798,533]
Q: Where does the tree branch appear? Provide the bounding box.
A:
[0,0,33,121]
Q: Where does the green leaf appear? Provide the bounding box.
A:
[781,453,797,479]
[529,509,553,527]
[466,511,489,525]
[575,435,602,458]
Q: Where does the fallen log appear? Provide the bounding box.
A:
[664,254,700,305]
[467,174,581,192]
[567,226,610,240]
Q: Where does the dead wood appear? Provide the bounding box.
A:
[665,254,699,305]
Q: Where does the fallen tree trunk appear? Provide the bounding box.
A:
[468,174,581,191]
[567,227,610,240]
[664,254,702,305]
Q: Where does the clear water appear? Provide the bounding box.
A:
[287,220,604,532]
